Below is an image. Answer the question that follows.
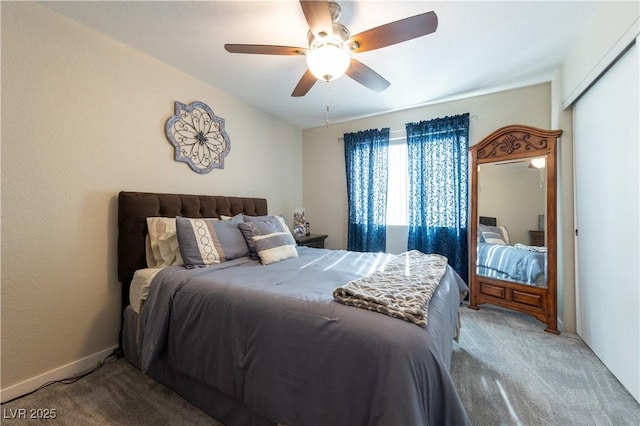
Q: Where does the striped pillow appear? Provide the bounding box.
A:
[242,214,289,260]
[176,215,248,268]
[482,231,506,245]
[238,216,298,265]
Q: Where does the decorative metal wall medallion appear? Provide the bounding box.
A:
[165,101,231,173]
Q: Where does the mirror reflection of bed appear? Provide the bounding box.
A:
[477,216,547,287]
[476,159,548,287]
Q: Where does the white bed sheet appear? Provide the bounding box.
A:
[129,267,163,313]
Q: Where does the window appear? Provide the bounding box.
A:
[386,139,408,226]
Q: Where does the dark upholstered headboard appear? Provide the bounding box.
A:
[117,191,268,313]
[479,216,497,226]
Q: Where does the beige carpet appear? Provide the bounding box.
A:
[453,303,640,425]
[1,359,220,426]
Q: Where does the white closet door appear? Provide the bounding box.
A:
[574,41,639,402]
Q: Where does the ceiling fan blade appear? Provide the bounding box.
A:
[345,59,390,92]
[224,44,306,56]
[299,0,333,36]
[350,11,438,53]
[292,69,318,97]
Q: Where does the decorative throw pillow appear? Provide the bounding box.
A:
[243,214,288,226]
[242,214,290,260]
[478,224,510,245]
[176,214,248,268]
[482,231,506,245]
[477,224,490,243]
[238,216,298,265]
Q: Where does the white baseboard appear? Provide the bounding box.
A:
[1,345,118,403]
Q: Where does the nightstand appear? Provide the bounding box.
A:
[529,230,545,246]
[294,234,328,248]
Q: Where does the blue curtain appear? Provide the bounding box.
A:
[344,128,390,252]
[406,114,469,281]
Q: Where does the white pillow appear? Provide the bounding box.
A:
[158,231,183,266]
[146,217,182,267]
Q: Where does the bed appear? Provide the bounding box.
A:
[475,221,546,286]
[118,191,471,426]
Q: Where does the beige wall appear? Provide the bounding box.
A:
[1,2,302,393]
[302,83,551,251]
[551,71,576,333]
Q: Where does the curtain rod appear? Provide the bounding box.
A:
[337,114,478,142]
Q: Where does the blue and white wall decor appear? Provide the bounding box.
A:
[165,101,231,173]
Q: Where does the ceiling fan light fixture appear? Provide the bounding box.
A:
[306,39,350,82]
[224,1,439,97]
[531,157,546,169]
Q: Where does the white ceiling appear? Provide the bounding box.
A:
[42,1,601,129]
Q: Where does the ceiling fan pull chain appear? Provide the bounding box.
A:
[325,81,331,127]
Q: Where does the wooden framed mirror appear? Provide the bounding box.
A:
[468,124,562,334]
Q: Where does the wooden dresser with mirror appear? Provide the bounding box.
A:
[468,124,562,334]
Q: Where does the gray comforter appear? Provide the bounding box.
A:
[140,247,470,426]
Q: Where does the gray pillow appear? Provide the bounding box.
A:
[482,231,506,245]
[241,214,289,259]
[478,224,509,243]
[238,216,298,265]
[176,214,248,268]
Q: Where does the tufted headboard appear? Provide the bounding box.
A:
[117,191,268,313]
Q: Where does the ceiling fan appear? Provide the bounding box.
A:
[224,0,438,97]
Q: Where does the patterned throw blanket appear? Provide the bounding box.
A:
[514,243,547,253]
[333,250,448,327]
